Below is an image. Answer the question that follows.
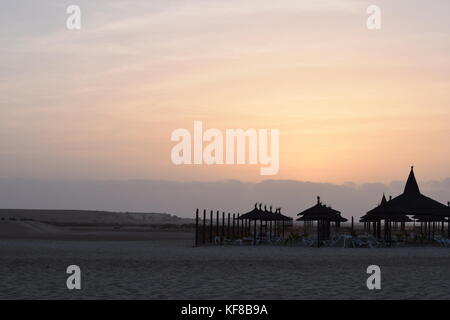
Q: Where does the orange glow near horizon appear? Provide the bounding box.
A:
[1,0,450,184]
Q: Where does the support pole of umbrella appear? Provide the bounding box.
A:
[269,220,272,242]
[317,220,320,248]
[431,221,436,239]
[237,214,240,238]
[253,219,257,245]
[448,219,450,239]
[259,219,263,243]
[351,216,354,234]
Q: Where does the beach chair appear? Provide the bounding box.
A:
[223,238,233,245]
[445,239,450,247]
[330,235,346,248]
[302,238,314,247]
[242,237,254,245]
[275,236,284,244]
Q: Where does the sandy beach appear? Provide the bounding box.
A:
[1,222,449,300]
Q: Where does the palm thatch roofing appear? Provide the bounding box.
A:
[329,213,348,222]
[296,196,343,221]
[237,204,292,221]
[237,203,262,220]
[413,215,448,222]
[361,194,411,222]
[273,208,293,221]
[361,167,450,221]
[385,167,450,218]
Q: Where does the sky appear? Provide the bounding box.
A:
[1,0,450,185]
[1,172,450,219]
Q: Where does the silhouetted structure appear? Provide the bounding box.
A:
[360,193,412,243]
[238,204,292,244]
[195,167,450,248]
[296,196,347,247]
[361,167,450,242]
[194,203,293,246]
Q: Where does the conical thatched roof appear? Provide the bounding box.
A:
[361,167,450,222]
[386,167,450,217]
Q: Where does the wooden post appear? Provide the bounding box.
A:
[210,210,213,243]
[216,211,219,239]
[448,219,450,239]
[378,220,381,239]
[259,219,263,242]
[227,213,231,239]
[232,214,235,239]
[432,221,435,239]
[269,220,272,241]
[195,209,199,247]
[317,220,320,248]
[202,209,206,244]
[274,220,277,237]
[237,214,241,238]
[222,212,225,242]
[351,216,354,234]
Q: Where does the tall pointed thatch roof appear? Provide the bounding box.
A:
[386,167,450,218]
[361,167,450,221]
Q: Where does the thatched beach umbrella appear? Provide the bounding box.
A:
[363,167,450,242]
[385,167,450,239]
[238,203,263,244]
[237,203,291,244]
[363,192,412,242]
[296,196,342,247]
[273,208,292,239]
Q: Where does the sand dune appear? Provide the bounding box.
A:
[0,221,63,236]
[0,209,194,226]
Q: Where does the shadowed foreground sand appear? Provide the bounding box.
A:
[1,230,450,300]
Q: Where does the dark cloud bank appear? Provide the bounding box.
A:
[1,178,450,219]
